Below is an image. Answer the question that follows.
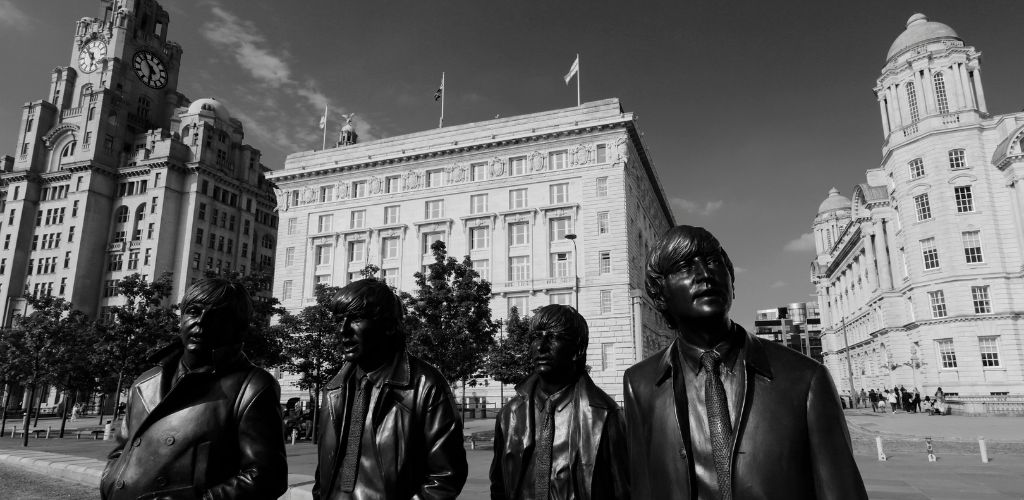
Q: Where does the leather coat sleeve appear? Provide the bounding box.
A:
[807,364,868,500]
[100,399,132,498]
[593,407,630,500]
[488,416,506,500]
[203,374,289,500]
[414,384,468,500]
[622,374,650,500]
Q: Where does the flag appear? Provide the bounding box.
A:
[564,54,579,85]
[434,74,445,101]
[318,105,327,129]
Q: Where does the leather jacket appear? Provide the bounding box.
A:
[312,351,467,500]
[623,329,867,500]
[490,373,629,500]
[100,343,288,500]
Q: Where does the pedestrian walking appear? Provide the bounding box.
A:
[913,388,921,413]
[868,389,878,412]
[886,389,898,413]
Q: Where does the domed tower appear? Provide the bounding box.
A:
[813,187,852,257]
[874,14,987,148]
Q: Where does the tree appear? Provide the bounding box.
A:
[202,270,288,368]
[93,272,178,425]
[280,284,343,443]
[486,306,533,386]
[46,307,100,438]
[401,240,497,403]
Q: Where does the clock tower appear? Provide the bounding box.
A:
[0,0,279,329]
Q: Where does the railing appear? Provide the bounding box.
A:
[502,279,532,289]
[946,395,1024,416]
[61,107,83,119]
[129,240,142,250]
[542,276,574,287]
[941,112,961,125]
[108,241,125,252]
[902,124,919,137]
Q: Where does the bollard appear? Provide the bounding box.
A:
[979,436,989,464]
[46,426,51,439]
[10,425,15,438]
[290,429,297,445]
[875,436,887,461]
[926,436,936,462]
[103,422,114,441]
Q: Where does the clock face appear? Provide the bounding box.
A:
[132,50,168,89]
[77,40,107,74]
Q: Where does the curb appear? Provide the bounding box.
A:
[0,449,317,499]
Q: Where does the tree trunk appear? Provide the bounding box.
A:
[22,384,36,447]
[32,389,43,427]
[96,392,106,425]
[109,371,124,423]
[59,390,75,438]
[0,382,10,436]
[311,385,320,445]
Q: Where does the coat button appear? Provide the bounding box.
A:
[115,479,125,489]
[155,476,168,487]
[132,437,142,447]
[678,447,687,459]
[164,436,175,446]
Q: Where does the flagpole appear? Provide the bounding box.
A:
[439,72,445,128]
[321,105,328,150]
[576,53,581,107]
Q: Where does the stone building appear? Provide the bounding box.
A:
[811,14,1024,400]
[0,0,277,411]
[267,98,674,402]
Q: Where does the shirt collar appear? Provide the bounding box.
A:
[675,322,746,375]
[534,378,575,413]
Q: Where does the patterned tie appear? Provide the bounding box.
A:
[702,350,733,500]
[534,398,555,500]
[339,375,371,492]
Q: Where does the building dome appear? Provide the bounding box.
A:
[886,13,960,60]
[818,187,851,214]
[187,97,232,122]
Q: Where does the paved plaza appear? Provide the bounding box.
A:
[0,410,1022,499]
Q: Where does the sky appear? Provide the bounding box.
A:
[1,0,1022,329]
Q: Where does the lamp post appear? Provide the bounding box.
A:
[564,233,579,308]
[841,317,858,408]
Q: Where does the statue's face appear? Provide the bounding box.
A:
[661,251,734,326]
[530,327,580,380]
[179,301,241,355]
[338,314,391,365]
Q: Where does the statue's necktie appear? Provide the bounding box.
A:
[702,350,733,500]
[534,398,555,500]
[340,375,371,492]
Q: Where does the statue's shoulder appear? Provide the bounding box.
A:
[624,344,671,382]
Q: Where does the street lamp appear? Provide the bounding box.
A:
[564,233,579,308]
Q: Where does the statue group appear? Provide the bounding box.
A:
[99,226,867,500]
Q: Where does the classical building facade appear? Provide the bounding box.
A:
[811,14,1024,398]
[267,98,675,402]
[0,0,277,410]
[753,301,822,363]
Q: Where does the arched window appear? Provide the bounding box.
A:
[262,234,273,249]
[905,81,919,122]
[60,141,77,162]
[79,84,93,107]
[137,96,151,121]
[132,204,146,240]
[115,206,129,223]
[933,72,949,114]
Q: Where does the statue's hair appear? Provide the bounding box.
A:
[530,304,589,374]
[645,225,735,327]
[179,278,253,330]
[328,279,406,350]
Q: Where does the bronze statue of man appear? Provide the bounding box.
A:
[623,226,867,500]
[490,304,628,500]
[313,279,467,499]
[101,278,288,499]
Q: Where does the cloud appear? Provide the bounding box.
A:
[670,198,724,217]
[733,266,748,274]
[0,1,30,29]
[784,232,816,252]
[769,280,788,288]
[198,3,376,158]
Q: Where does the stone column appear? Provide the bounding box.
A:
[873,219,893,290]
[885,87,902,129]
[878,97,891,137]
[957,63,976,110]
[971,67,988,113]
[894,83,910,125]
[863,232,877,291]
[920,66,935,115]
[946,67,965,111]
[1008,178,1024,268]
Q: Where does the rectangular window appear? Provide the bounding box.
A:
[921,237,940,270]
[470,227,490,250]
[470,194,488,214]
[108,253,123,271]
[979,336,1000,367]
[241,243,248,258]
[425,169,443,188]
[909,158,925,179]
[318,214,333,233]
[284,247,295,267]
[936,339,957,369]
[549,217,571,242]
[195,228,204,244]
[954,186,974,213]
[928,290,947,318]
[549,151,567,170]
[384,175,400,194]
[144,248,152,266]
[598,212,610,234]
[509,188,528,209]
[508,222,530,246]
[319,185,335,203]
[425,200,444,219]
[596,177,608,197]
[509,156,526,176]
[550,252,571,277]
[509,256,531,281]
[384,205,400,224]
[599,251,611,274]
[471,259,490,280]
[127,251,140,270]
[596,144,607,163]
[315,244,332,266]
[282,280,293,300]
[207,233,215,249]
[549,292,572,305]
[351,180,367,198]
[102,280,120,298]
[549,183,569,204]
[287,218,297,235]
[971,285,992,314]
[382,237,400,260]
[422,232,443,254]
[470,162,487,181]
[958,230,983,263]
[191,252,200,270]
[914,193,932,221]
[0,258,4,274]
[508,295,528,317]
[948,148,967,169]
[147,223,155,239]
[151,197,158,213]
[381,268,398,287]
[600,290,612,314]
[350,210,366,229]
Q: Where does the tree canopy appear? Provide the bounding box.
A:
[486,306,533,386]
